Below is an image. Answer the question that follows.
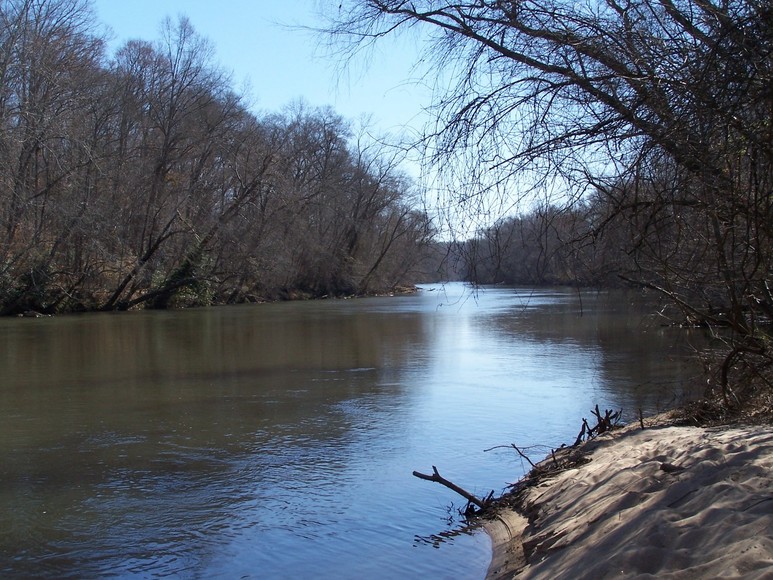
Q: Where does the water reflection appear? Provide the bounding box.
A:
[0,284,705,578]
[479,287,706,413]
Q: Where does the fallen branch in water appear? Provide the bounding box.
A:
[412,466,492,511]
[415,406,623,517]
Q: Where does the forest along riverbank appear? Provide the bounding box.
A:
[485,411,773,579]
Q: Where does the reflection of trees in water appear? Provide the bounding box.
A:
[485,290,708,412]
[0,303,431,452]
[0,300,428,381]
[0,301,433,577]
[413,518,482,549]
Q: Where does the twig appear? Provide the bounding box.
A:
[573,420,588,446]
[511,444,537,469]
[484,443,542,469]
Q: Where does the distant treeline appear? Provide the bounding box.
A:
[0,1,436,315]
[456,199,627,288]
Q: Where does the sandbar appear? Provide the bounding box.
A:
[486,415,773,579]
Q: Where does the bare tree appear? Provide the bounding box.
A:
[0,3,434,314]
[100,16,233,310]
[0,0,105,313]
[325,0,773,406]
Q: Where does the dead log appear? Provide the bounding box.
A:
[412,465,489,510]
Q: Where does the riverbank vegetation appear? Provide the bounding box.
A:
[0,0,436,316]
[4,0,773,414]
[326,0,773,414]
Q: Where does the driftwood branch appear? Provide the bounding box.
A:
[511,444,537,469]
[412,466,489,510]
[414,406,623,517]
[574,405,622,446]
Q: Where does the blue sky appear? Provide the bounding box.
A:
[92,1,430,139]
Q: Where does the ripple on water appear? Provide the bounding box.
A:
[0,285,705,579]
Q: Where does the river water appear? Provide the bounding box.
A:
[0,283,705,578]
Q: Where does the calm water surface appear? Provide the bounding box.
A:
[0,283,705,578]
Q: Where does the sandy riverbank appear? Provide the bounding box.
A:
[485,414,773,579]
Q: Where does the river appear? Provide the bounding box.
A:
[0,283,706,578]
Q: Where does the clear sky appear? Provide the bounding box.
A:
[92,1,430,139]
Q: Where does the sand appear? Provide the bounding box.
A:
[486,417,773,579]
